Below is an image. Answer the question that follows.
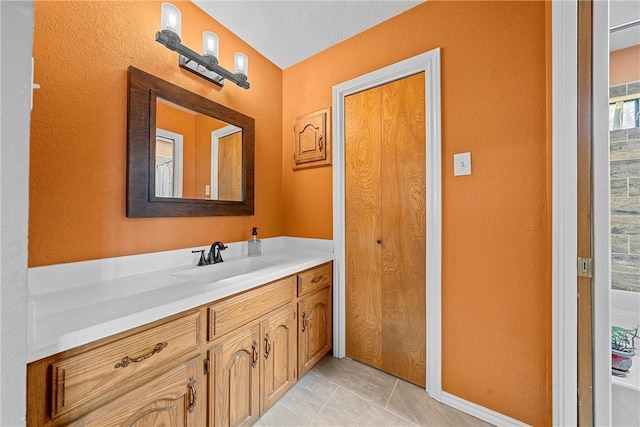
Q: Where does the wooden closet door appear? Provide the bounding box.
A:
[218,131,243,201]
[345,72,426,387]
[345,86,383,369]
[380,73,426,386]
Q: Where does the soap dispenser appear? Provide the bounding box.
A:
[248,227,261,257]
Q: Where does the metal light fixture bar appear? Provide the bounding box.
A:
[156,30,249,89]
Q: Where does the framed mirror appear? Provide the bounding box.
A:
[127,66,254,217]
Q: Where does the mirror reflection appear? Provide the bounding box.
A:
[155,98,243,201]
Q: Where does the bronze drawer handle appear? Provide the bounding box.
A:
[251,340,258,368]
[264,333,271,360]
[301,312,308,332]
[114,342,168,368]
[187,377,196,413]
[310,275,324,284]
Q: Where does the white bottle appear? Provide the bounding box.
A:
[248,227,261,256]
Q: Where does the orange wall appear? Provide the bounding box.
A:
[610,44,640,86]
[30,1,283,266]
[282,1,551,425]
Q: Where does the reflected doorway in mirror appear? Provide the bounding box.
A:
[155,128,184,198]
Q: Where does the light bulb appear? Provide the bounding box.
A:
[234,53,248,76]
[161,3,181,38]
[203,32,219,58]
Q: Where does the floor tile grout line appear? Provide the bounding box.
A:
[276,372,338,425]
[335,382,420,426]
[277,400,314,425]
[310,384,341,424]
[311,362,400,406]
[384,378,399,409]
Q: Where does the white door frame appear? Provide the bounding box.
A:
[593,0,612,425]
[552,1,579,425]
[553,2,612,424]
[156,128,184,198]
[332,48,443,398]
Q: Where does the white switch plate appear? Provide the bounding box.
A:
[454,152,472,176]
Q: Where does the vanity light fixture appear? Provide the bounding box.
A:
[155,2,250,89]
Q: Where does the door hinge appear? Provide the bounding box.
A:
[204,358,210,375]
[577,257,592,278]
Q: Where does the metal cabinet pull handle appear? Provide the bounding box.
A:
[251,340,258,368]
[310,275,324,284]
[264,333,271,360]
[114,342,168,368]
[301,312,308,332]
[187,377,196,413]
[318,135,323,152]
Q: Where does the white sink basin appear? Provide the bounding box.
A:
[172,257,276,283]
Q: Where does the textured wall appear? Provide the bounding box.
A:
[30,1,283,266]
[282,1,552,425]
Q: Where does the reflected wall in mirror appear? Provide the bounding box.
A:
[127,66,254,217]
[155,98,243,201]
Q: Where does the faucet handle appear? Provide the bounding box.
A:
[191,249,206,266]
[213,241,227,250]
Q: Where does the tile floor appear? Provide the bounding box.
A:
[256,355,493,427]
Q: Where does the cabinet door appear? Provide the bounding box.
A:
[261,305,297,413]
[69,355,204,427]
[298,287,332,377]
[211,324,261,427]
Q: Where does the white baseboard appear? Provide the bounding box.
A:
[440,391,529,427]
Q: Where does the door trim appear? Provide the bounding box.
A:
[332,48,442,398]
[552,1,579,425]
[592,0,611,425]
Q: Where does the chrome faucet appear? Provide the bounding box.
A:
[208,241,228,264]
[191,241,228,265]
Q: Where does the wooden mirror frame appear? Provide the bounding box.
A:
[127,66,254,217]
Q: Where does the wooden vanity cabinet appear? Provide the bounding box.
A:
[297,262,333,378]
[207,277,298,426]
[260,305,297,413]
[298,286,333,378]
[210,324,262,427]
[208,307,297,427]
[27,262,333,427]
[67,355,205,427]
[27,310,205,426]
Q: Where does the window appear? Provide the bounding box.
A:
[609,96,640,130]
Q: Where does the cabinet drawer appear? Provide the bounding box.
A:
[208,276,296,340]
[50,311,201,419]
[297,262,333,296]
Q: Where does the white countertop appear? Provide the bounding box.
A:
[27,237,333,363]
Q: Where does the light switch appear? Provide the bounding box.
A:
[454,152,472,176]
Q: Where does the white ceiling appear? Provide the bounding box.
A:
[192,0,638,66]
[192,0,424,69]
